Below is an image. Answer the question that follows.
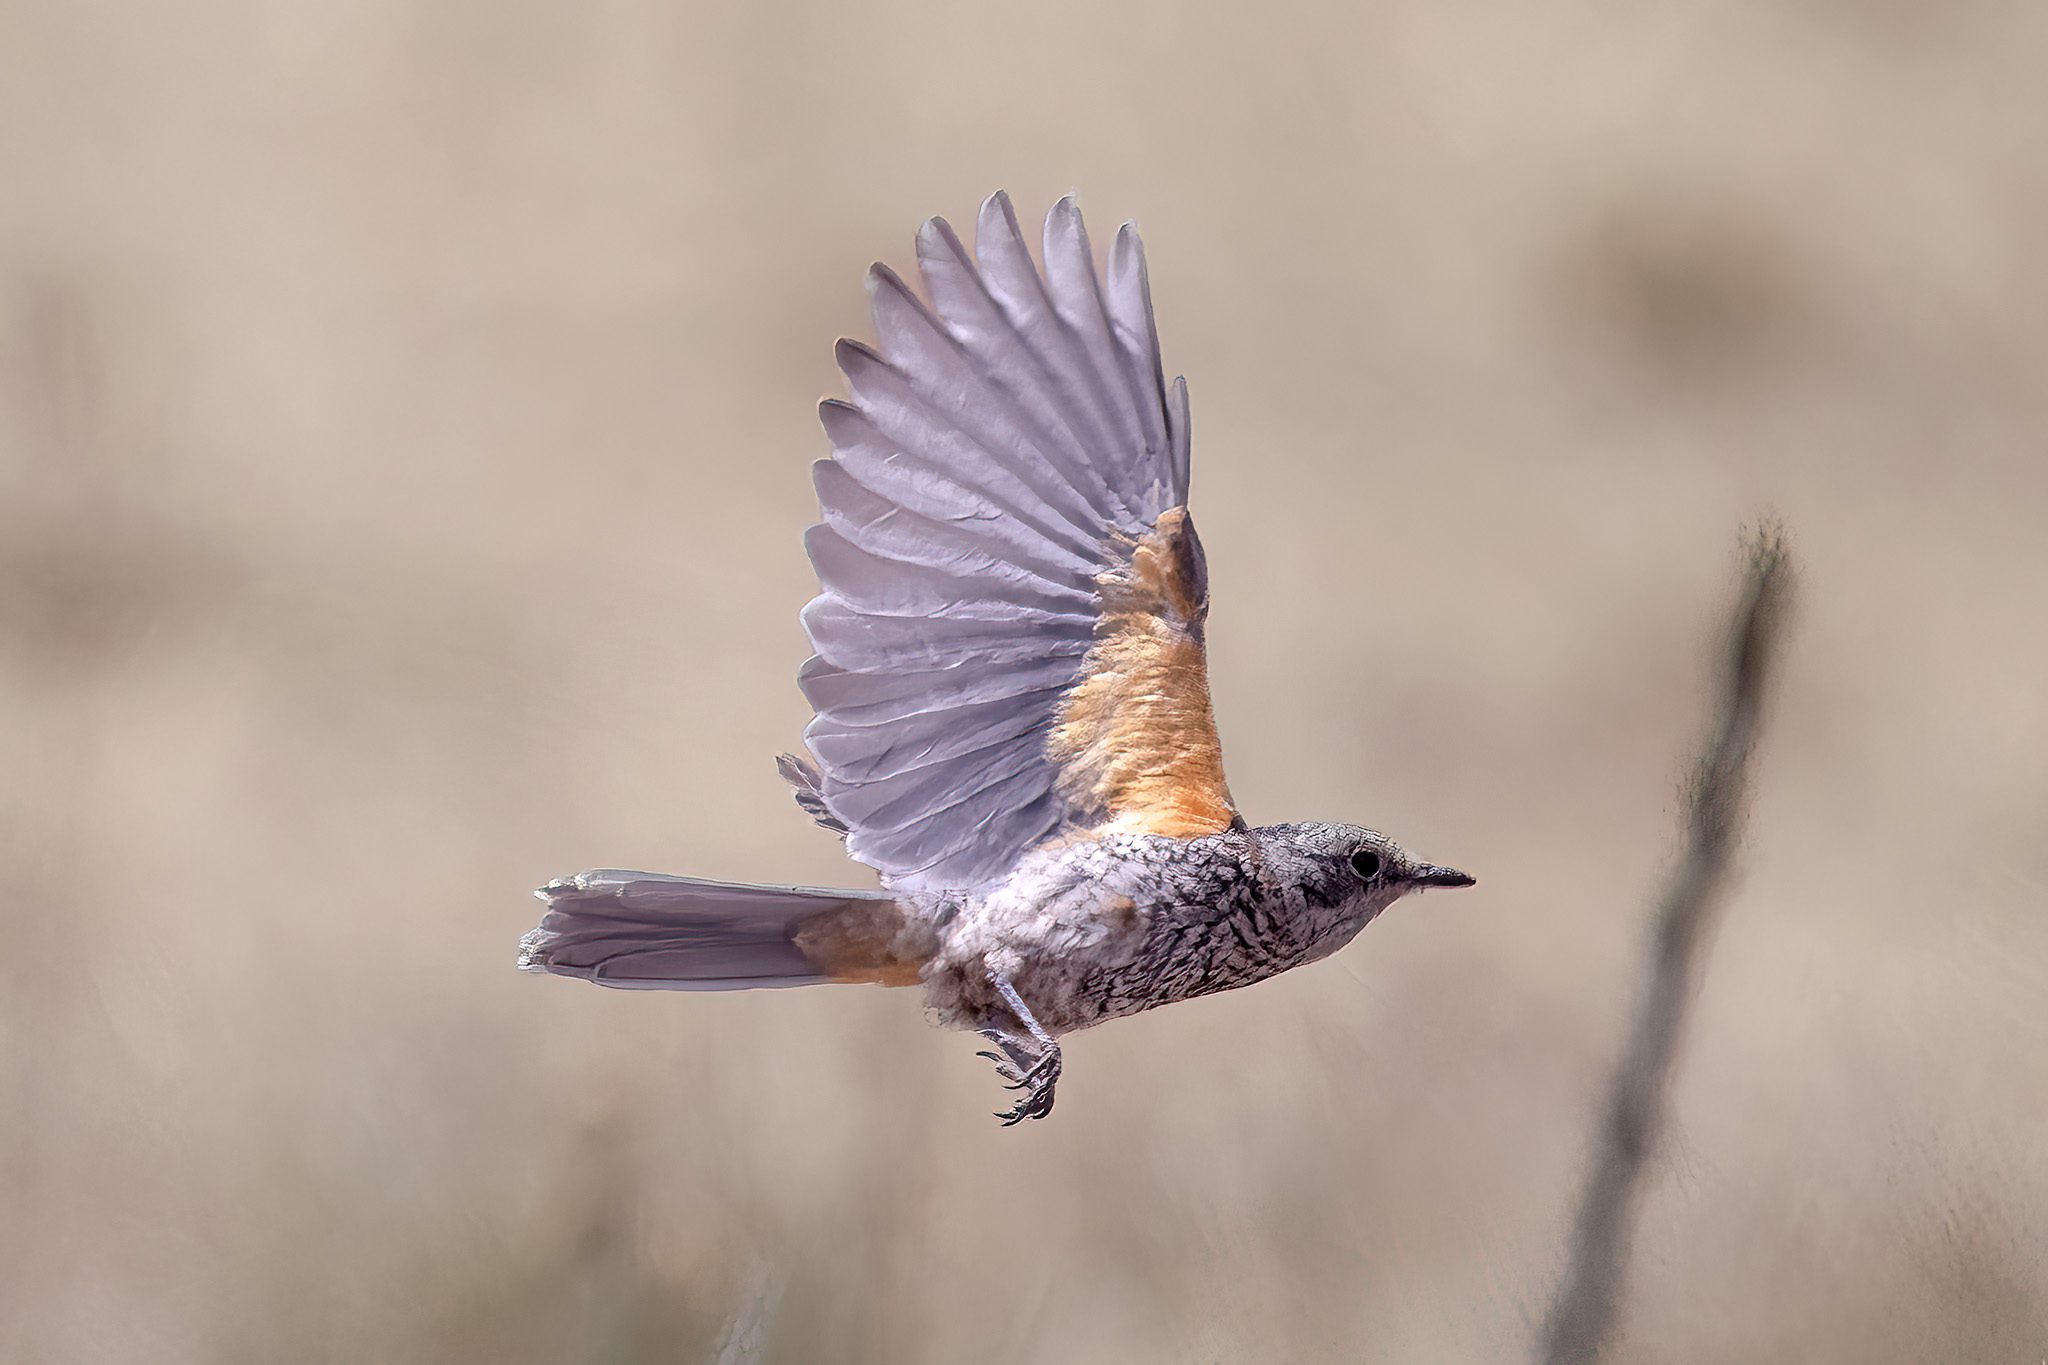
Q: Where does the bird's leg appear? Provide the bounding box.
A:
[974,974,1062,1125]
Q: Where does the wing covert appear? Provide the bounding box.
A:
[797,193,1236,889]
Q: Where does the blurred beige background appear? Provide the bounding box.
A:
[4,1,2046,1361]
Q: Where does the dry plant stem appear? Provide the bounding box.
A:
[1537,528,1793,1365]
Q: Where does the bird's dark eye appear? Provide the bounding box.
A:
[1349,850,1382,879]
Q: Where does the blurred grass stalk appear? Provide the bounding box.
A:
[1538,526,1794,1364]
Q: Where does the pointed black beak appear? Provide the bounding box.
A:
[1410,864,1476,889]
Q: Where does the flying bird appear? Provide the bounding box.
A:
[519,193,1474,1123]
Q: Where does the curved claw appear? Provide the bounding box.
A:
[990,1053,1061,1123]
[997,1092,1054,1125]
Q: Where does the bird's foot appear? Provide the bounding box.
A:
[976,1030,1062,1125]
[994,1049,1061,1125]
[979,973,1063,1125]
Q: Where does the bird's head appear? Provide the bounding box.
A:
[1274,821,1476,927]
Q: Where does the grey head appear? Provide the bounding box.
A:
[1258,820,1476,929]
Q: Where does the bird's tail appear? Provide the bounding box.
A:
[518,870,931,990]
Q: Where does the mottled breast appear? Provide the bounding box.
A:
[913,835,1220,1032]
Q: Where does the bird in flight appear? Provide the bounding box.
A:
[520,193,1474,1123]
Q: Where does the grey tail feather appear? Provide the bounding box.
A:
[776,752,849,837]
[519,870,885,991]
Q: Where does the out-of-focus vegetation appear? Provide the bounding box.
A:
[3,2,2045,1360]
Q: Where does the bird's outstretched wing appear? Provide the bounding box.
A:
[797,192,1239,890]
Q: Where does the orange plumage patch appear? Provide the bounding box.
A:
[794,900,932,986]
[1047,507,1239,839]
